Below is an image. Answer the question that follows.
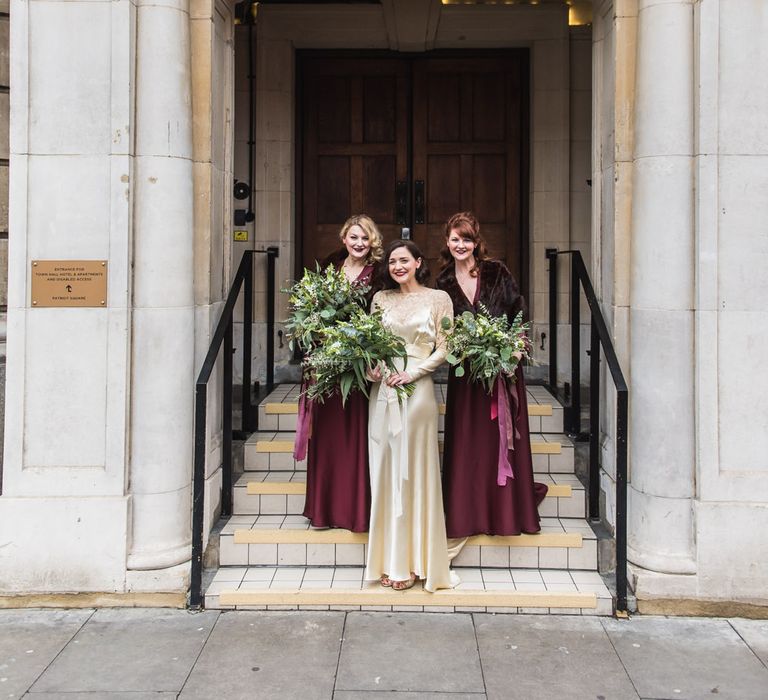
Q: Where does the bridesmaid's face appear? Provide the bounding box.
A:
[343,225,371,263]
[388,246,421,286]
[446,228,476,263]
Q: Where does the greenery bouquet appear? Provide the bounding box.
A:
[303,307,415,405]
[441,303,531,394]
[284,265,370,352]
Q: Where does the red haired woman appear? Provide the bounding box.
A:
[436,212,547,537]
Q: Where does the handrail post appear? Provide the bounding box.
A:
[222,320,234,517]
[570,255,581,434]
[589,322,600,522]
[616,389,629,613]
[190,383,207,609]
[242,251,254,432]
[546,248,558,392]
[266,246,279,394]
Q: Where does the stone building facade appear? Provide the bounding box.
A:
[0,0,766,612]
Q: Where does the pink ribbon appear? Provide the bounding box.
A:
[491,375,521,486]
[293,383,315,461]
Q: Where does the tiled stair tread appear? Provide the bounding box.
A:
[226,516,593,545]
[204,567,611,613]
[215,589,598,612]
[232,529,582,548]
[236,471,583,488]
[248,431,571,455]
[260,384,560,417]
[241,476,574,499]
[266,402,553,417]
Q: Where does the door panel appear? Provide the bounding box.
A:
[299,52,528,292]
[301,58,409,271]
[413,55,527,285]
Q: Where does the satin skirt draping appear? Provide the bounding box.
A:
[365,355,458,592]
[303,390,370,533]
[442,365,548,538]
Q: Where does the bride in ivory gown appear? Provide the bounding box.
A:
[365,240,458,592]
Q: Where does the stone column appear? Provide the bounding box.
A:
[628,0,696,574]
[127,0,195,577]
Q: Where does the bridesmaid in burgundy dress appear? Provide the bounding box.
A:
[436,211,547,537]
[300,214,383,532]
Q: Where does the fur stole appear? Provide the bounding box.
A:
[436,259,524,320]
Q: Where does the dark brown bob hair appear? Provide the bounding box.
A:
[440,211,489,277]
[378,239,431,290]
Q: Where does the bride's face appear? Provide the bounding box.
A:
[388,246,421,286]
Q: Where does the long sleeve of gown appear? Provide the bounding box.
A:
[407,291,454,381]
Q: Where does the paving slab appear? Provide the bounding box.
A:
[28,608,218,694]
[335,611,484,694]
[730,618,768,668]
[474,613,639,700]
[0,609,93,700]
[179,611,344,700]
[335,694,485,699]
[23,694,178,699]
[602,616,768,700]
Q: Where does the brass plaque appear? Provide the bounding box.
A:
[31,260,108,308]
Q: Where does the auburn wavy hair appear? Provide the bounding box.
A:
[440,211,489,277]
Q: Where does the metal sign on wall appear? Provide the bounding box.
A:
[31,260,108,308]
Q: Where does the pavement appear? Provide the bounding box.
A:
[1,609,767,700]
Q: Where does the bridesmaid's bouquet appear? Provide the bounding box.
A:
[302,308,415,405]
[284,265,370,352]
[441,304,531,394]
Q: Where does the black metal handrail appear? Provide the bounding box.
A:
[190,246,279,609]
[546,248,628,614]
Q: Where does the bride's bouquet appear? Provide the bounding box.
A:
[441,303,531,394]
[284,265,370,352]
[303,307,415,405]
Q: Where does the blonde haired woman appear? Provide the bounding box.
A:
[322,214,384,283]
[301,214,384,532]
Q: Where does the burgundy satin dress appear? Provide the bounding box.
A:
[438,262,547,537]
[302,261,374,532]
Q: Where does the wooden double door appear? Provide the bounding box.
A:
[298,51,529,291]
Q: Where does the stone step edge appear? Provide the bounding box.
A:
[217,588,596,609]
[231,529,583,549]
[253,439,564,455]
[263,402,554,418]
[243,481,574,499]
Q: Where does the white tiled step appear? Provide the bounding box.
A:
[233,472,586,519]
[258,383,564,434]
[204,566,612,615]
[244,431,574,474]
[219,516,597,570]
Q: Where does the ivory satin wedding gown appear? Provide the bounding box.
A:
[365,287,459,592]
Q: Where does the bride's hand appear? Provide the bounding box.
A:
[385,370,412,387]
[367,365,383,382]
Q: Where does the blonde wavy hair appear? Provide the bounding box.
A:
[339,214,384,264]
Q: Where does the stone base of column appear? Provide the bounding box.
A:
[629,562,697,600]
[126,542,191,572]
[627,541,697,577]
[629,563,768,618]
[628,486,696,575]
[126,561,190,594]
